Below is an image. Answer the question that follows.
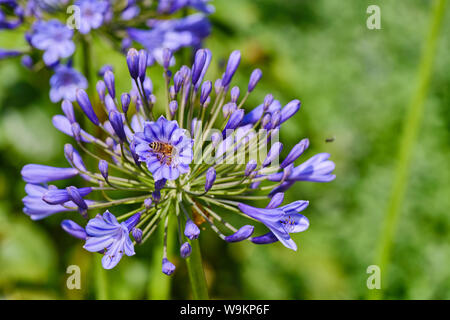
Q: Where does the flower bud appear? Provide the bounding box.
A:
[280,99,301,123]
[245,159,257,177]
[224,225,254,242]
[248,68,262,92]
[280,138,309,169]
[200,81,212,105]
[263,94,274,111]
[121,93,131,114]
[104,70,116,99]
[162,258,175,276]
[223,109,244,133]
[62,99,75,123]
[180,242,192,258]
[152,190,161,202]
[126,48,139,79]
[222,102,237,118]
[96,80,106,102]
[98,159,108,181]
[214,78,222,94]
[211,132,221,148]
[162,48,172,70]
[251,232,278,244]
[61,220,87,240]
[173,71,184,93]
[98,64,113,77]
[266,192,284,209]
[64,143,74,161]
[66,186,88,217]
[138,49,148,81]
[261,113,271,129]
[204,167,216,192]
[71,122,81,141]
[132,228,143,243]
[76,89,99,125]
[222,50,241,87]
[262,142,283,167]
[21,55,33,69]
[192,49,207,86]
[109,111,126,141]
[184,219,200,240]
[144,198,153,209]
[270,110,281,129]
[230,86,240,103]
[104,94,118,113]
[169,100,178,117]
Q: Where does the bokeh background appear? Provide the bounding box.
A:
[1,0,449,299]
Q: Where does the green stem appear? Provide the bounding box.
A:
[370,0,447,299]
[186,239,209,299]
[93,254,108,300]
[81,36,93,95]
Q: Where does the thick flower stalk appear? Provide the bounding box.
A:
[21,47,335,272]
[1,0,212,102]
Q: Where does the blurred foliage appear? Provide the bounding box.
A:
[0,0,449,299]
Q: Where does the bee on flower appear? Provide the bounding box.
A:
[21,47,335,272]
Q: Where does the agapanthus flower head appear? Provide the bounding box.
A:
[21,47,335,272]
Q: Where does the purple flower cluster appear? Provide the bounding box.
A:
[21,47,335,272]
[1,0,212,103]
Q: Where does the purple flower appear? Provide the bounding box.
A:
[238,200,310,251]
[75,0,109,34]
[134,116,193,181]
[30,19,74,66]
[21,164,78,184]
[180,242,192,258]
[241,99,282,126]
[49,65,87,103]
[224,225,254,242]
[84,211,140,269]
[0,0,23,30]
[22,184,85,220]
[127,14,211,65]
[158,0,214,15]
[121,0,140,20]
[19,46,335,271]
[42,186,92,205]
[269,153,336,183]
[222,50,241,87]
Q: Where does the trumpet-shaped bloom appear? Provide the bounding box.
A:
[84,211,140,269]
[238,201,310,251]
[134,116,193,181]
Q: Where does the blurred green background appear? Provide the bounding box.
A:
[0,0,449,299]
